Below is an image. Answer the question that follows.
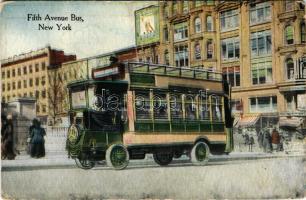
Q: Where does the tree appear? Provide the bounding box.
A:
[48,69,65,125]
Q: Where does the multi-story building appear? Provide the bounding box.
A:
[1,46,76,122]
[135,0,306,129]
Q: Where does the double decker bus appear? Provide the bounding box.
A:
[66,62,233,169]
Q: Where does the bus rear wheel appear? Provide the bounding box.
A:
[106,144,129,170]
[191,142,210,165]
[153,151,173,166]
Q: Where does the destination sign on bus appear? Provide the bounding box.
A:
[93,67,119,79]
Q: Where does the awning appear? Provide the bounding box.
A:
[237,114,260,127]
[279,117,303,128]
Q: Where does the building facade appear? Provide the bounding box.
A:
[1,46,76,122]
[135,0,306,129]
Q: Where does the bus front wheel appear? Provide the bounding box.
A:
[191,142,210,165]
[106,144,129,170]
[153,151,173,166]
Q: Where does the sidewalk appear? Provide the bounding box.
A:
[2,150,304,170]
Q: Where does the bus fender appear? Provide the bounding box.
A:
[194,136,210,146]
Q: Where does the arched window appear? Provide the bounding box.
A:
[206,16,213,31]
[207,39,213,59]
[301,22,306,43]
[285,0,294,11]
[164,50,170,65]
[285,58,294,80]
[194,42,201,60]
[285,25,294,45]
[195,17,201,33]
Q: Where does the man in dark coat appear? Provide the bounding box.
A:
[1,115,16,160]
[30,119,46,158]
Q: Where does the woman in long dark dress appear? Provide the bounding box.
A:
[30,119,46,158]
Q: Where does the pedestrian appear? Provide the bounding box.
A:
[249,135,255,152]
[257,130,264,149]
[27,120,35,154]
[30,119,46,158]
[263,129,272,153]
[271,128,280,152]
[1,115,16,160]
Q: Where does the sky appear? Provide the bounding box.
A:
[0,1,157,60]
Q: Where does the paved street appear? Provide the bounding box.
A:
[2,152,305,199]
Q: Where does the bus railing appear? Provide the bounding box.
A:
[126,62,223,81]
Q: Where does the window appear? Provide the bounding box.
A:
[206,16,213,31]
[170,94,183,119]
[285,58,295,80]
[29,65,33,73]
[153,93,168,120]
[36,105,40,113]
[42,105,47,113]
[23,93,27,97]
[183,1,189,14]
[195,0,204,7]
[41,62,46,70]
[207,39,213,59]
[163,26,169,42]
[251,30,271,57]
[18,68,21,76]
[249,96,277,113]
[12,69,15,77]
[300,22,305,43]
[12,82,15,90]
[220,9,239,32]
[251,59,272,85]
[174,22,188,41]
[41,76,46,85]
[285,25,294,45]
[250,2,271,25]
[30,92,33,97]
[35,63,39,72]
[7,83,10,91]
[17,81,21,89]
[195,42,201,60]
[221,37,240,61]
[163,3,169,19]
[211,96,223,121]
[42,90,46,98]
[231,99,242,113]
[206,0,214,5]
[300,58,306,79]
[194,17,201,33]
[164,50,170,65]
[23,66,27,74]
[2,84,5,92]
[172,1,178,16]
[175,44,189,67]
[222,66,240,87]
[285,0,294,11]
[23,80,27,88]
[35,91,39,98]
[7,70,10,78]
[185,95,197,120]
[2,72,5,79]
[135,92,151,119]
[35,78,39,86]
[29,78,33,87]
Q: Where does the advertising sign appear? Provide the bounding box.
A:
[71,90,86,108]
[135,6,160,46]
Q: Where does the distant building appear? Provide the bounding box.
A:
[135,0,306,129]
[1,46,76,123]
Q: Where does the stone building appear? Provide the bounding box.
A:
[135,0,306,129]
[1,46,76,123]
